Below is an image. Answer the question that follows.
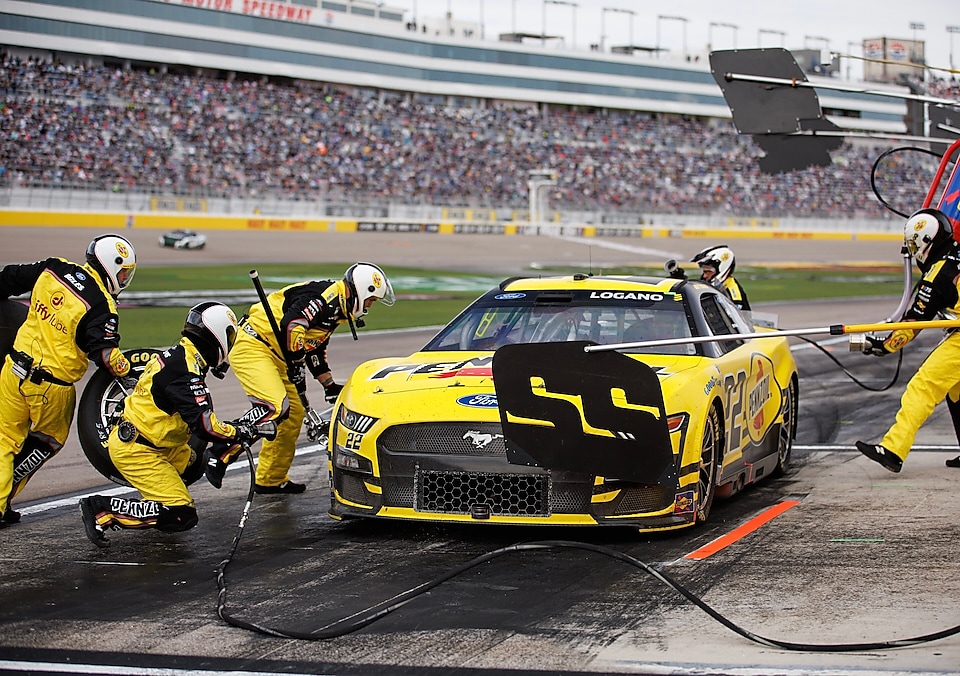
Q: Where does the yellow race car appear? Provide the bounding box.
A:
[328,274,798,532]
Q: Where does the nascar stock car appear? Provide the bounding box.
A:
[158,229,207,249]
[327,274,798,533]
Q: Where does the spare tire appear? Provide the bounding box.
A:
[76,348,205,487]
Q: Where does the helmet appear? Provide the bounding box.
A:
[182,301,238,369]
[903,208,954,271]
[691,245,736,287]
[343,262,395,319]
[86,234,137,296]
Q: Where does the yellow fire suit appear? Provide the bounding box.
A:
[84,336,244,533]
[877,254,960,461]
[0,258,130,520]
[720,276,751,311]
[229,279,348,488]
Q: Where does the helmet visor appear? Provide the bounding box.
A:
[904,237,920,259]
[379,278,396,307]
[116,264,136,291]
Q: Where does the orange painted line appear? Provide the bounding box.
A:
[684,499,801,561]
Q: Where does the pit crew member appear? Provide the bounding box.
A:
[0,234,136,527]
[208,263,394,494]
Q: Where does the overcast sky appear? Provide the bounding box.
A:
[404,0,957,81]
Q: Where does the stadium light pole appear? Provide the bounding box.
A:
[758,28,785,48]
[708,21,738,50]
[544,0,578,50]
[846,40,859,80]
[601,7,635,53]
[910,21,925,47]
[947,25,959,73]
[657,15,688,61]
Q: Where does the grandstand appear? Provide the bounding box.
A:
[1,0,957,231]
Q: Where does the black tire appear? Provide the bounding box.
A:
[695,403,723,524]
[76,348,205,487]
[772,378,798,478]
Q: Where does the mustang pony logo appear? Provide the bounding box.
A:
[463,431,503,449]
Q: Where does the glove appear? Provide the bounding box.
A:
[323,381,343,403]
[231,420,260,445]
[287,363,307,397]
[863,335,891,357]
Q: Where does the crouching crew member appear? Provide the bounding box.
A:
[0,234,136,527]
[79,302,271,548]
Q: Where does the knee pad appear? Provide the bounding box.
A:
[11,433,59,486]
[156,504,198,532]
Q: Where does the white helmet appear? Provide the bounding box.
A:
[691,245,736,287]
[903,208,954,271]
[182,301,238,369]
[86,234,137,297]
[344,262,395,319]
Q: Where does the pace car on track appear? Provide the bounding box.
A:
[158,229,207,249]
[327,274,798,533]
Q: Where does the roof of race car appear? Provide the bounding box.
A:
[497,274,685,294]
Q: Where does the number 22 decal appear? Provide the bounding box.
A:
[723,370,747,452]
[344,431,363,451]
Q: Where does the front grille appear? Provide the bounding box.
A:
[383,478,415,508]
[550,486,592,513]
[416,470,549,516]
[338,473,371,505]
[613,485,675,514]
[378,423,506,456]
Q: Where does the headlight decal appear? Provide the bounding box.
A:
[337,405,377,433]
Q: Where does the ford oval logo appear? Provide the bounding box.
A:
[494,293,526,300]
[456,394,499,408]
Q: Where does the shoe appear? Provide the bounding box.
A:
[254,480,306,495]
[947,455,960,468]
[79,498,110,549]
[204,448,227,489]
[1,509,21,524]
[855,441,903,473]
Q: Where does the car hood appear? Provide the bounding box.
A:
[343,350,703,420]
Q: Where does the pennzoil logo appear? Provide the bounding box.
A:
[115,241,130,258]
[746,354,782,444]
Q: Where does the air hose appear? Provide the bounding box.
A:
[214,448,960,650]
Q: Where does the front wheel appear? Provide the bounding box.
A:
[76,348,205,487]
[695,404,723,524]
[772,379,798,478]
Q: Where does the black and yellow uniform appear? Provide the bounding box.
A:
[719,276,751,311]
[80,336,244,543]
[227,279,349,490]
[0,258,130,522]
[873,252,960,463]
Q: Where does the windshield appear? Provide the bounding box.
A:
[424,295,696,356]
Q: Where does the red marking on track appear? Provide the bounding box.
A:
[684,499,801,561]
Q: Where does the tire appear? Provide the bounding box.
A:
[695,403,723,524]
[772,378,798,478]
[76,348,205,487]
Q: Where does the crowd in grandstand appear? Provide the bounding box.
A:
[1,54,957,218]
